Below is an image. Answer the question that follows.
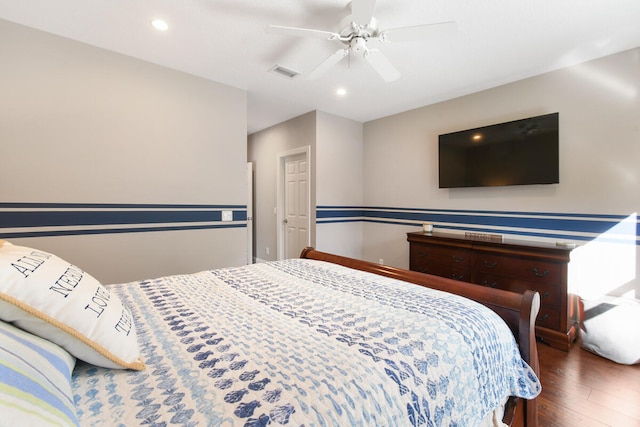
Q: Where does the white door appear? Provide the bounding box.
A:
[284,153,309,259]
[277,146,311,260]
[246,162,253,264]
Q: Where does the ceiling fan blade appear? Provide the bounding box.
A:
[265,24,340,41]
[307,49,349,80]
[351,0,377,26]
[364,49,400,82]
[379,21,457,43]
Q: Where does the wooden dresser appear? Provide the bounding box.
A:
[407,231,579,351]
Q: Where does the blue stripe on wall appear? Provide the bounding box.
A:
[317,206,640,245]
[0,203,243,209]
[0,203,247,239]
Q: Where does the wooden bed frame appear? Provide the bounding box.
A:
[300,247,540,427]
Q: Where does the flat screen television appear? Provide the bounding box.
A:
[438,112,559,188]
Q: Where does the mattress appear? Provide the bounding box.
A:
[71,258,541,426]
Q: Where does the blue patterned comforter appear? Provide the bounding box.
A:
[71,259,541,426]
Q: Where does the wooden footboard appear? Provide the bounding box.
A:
[300,247,540,427]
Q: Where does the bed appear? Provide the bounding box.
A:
[0,241,541,427]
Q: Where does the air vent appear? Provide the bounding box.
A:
[269,64,300,79]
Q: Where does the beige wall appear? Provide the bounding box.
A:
[0,20,248,283]
[248,111,365,261]
[364,48,640,213]
[2,18,638,298]
[362,48,640,298]
[315,111,364,259]
[248,111,316,262]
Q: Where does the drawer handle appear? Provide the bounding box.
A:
[532,268,550,277]
[542,291,550,299]
[481,280,497,288]
[452,256,465,263]
[540,313,550,321]
[417,250,428,258]
[451,274,464,281]
[483,261,497,269]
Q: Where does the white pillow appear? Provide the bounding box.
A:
[0,242,144,370]
[0,319,79,426]
[581,296,640,365]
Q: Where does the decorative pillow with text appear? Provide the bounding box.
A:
[0,241,144,370]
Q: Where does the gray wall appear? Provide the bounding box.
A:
[3,18,637,300]
[0,20,248,283]
[316,111,364,259]
[361,48,640,299]
[247,111,316,262]
[249,49,640,301]
[248,111,364,262]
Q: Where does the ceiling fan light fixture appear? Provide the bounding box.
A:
[350,37,368,53]
[269,64,301,79]
[266,0,457,82]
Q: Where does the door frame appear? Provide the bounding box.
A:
[277,145,311,260]
[246,162,254,264]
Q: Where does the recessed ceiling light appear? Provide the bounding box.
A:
[336,88,347,96]
[151,19,169,31]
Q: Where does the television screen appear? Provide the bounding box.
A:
[438,113,559,188]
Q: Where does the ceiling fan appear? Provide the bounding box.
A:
[266,0,456,82]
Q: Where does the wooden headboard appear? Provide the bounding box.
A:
[300,247,540,427]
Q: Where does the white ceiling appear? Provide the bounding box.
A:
[1,0,639,134]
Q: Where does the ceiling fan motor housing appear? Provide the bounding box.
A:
[339,15,378,40]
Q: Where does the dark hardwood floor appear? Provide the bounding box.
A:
[536,340,640,426]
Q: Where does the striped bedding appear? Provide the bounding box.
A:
[0,319,78,426]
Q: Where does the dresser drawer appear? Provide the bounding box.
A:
[473,253,561,284]
[411,244,471,268]
[474,272,561,308]
[412,261,470,281]
[536,307,560,330]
